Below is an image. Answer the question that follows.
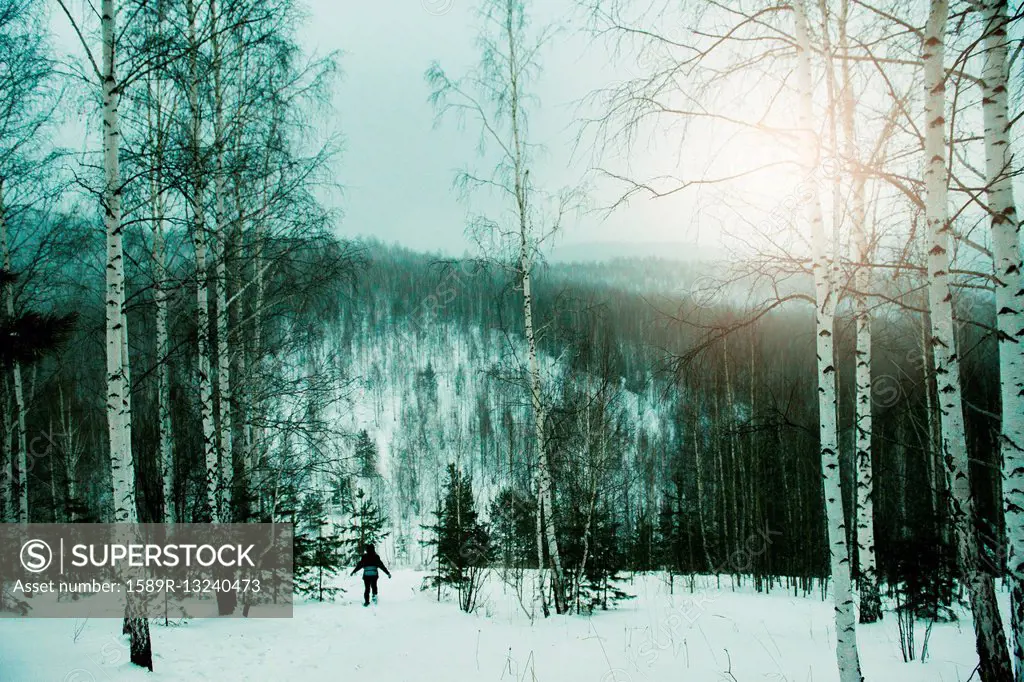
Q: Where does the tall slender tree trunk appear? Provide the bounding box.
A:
[503,0,566,615]
[210,28,239,612]
[102,0,132,529]
[58,385,78,520]
[188,0,219,523]
[838,0,881,624]
[0,182,27,523]
[154,184,173,525]
[210,0,233,522]
[575,387,600,612]
[521,242,566,614]
[534,477,548,617]
[723,337,741,579]
[921,305,944,536]
[146,1,173,525]
[241,113,276,519]
[792,1,862,678]
[977,0,1024,676]
[100,0,152,669]
[693,410,714,572]
[923,1,1012,678]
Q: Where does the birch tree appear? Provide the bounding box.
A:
[836,0,881,624]
[142,0,175,525]
[55,0,153,669]
[210,0,234,521]
[427,0,574,614]
[976,0,1024,675]
[923,1,1011,678]
[185,0,220,523]
[792,1,862,677]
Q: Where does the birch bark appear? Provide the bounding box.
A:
[977,0,1024,676]
[102,0,152,667]
[792,1,862,678]
[100,0,134,526]
[501,0,567,615]
[187,0,219,522]
[146,0,173,524]
[838,0,881,624]
[924,2,1012,678]
[210,0,234,521]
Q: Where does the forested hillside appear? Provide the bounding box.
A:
[11,233,1002,608]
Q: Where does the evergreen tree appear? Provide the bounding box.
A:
[293,492,345,602]
[354,430,379,478]
[340,487,390,564]
[563,503,632,612]
[415,361,438,405]
[423,463,491,612]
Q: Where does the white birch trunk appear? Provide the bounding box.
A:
[838,0,881,624]
[521,242,567,614]
[146,26,174,523]
[154,181,173,524]
[923,2,1012,678]
[978,0,1024,676]
[188,0,219,523]
[792,1,862,678]
[851,177,881,624]
[501,0,566,615]
[0,182,28,523]
[534,476,548,617]
[101,0,135,525]
[210,0,233,521]
[242,116,276,511]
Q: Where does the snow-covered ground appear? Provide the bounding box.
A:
[0,571,983,681]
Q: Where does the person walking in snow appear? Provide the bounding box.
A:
[351,543,391,606]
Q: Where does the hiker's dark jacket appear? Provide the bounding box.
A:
[352,552,391,578]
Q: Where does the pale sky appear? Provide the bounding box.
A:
[43,0,817,259]
[305,0,700,256]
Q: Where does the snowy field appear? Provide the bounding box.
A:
[0,571,986,681]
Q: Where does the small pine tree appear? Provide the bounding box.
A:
[354,430,379,478]
[563,501,632,613]
[422,463,491,612]
[581,508,631,611]
[415,361,438,405]
[293,493,345,602]
[340,487,390,564]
